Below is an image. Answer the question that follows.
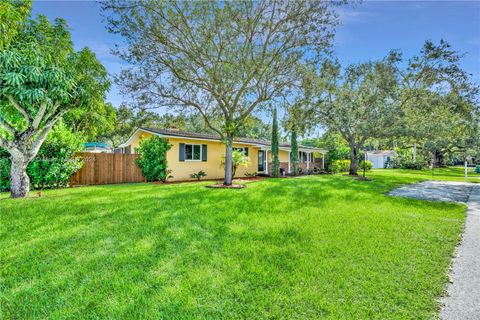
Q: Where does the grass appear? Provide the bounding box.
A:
[371,166,479,183]
[0,168,471,319]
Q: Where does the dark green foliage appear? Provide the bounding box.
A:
[0,148,9,192]
[290,130,299,175]
[271,107,280,178]
[389,157,426,170]
[0,123,83,191]
[190,170,207,181]
[27,123,83,189]
[311,131,350,169]
[135,136,172,182]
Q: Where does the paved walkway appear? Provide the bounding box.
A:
[389,181,480,319]
[389,181,474,203]
[440,184,480,320]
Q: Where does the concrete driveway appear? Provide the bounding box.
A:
[389,181,480,320]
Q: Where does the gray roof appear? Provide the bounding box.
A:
[140,127,324,151]
[366,150,397,156]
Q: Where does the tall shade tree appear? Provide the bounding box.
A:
[317,58,398,175]
[317,40,477,174]
[271,106,280,177]
[0,15,110,198]
[102,0,339,185]
[395,41,479,166]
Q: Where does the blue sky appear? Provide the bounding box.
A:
[32,0,480,109]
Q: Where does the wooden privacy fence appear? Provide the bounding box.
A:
[70,153,146,186]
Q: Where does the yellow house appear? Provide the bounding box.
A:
[117,128,327,181]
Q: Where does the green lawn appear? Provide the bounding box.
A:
[0,169,471,319]
[371,166,480,183]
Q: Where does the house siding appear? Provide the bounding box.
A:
[123,129,321,181]
[127,131,262,181]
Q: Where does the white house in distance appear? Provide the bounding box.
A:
[366,150,397,169]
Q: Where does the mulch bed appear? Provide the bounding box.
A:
[151,176,264,187]
[206,183,246,189]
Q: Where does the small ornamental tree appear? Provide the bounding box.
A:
[271,107,280,177]
[221,150,250,178]
[290,130,299,175]
[135,136,172,182]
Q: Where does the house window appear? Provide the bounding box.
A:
[185,144,201,161]
[233,147,248,156]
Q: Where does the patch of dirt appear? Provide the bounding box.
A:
[355,177,373,181]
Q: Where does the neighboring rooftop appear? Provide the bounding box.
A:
[366,150,397,156]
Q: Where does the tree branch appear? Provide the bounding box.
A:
[0,117,17,136]
[29,109,67,160]
[8,95,31,125]
[32,103,47,129]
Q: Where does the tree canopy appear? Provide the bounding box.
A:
[0,12,110,197]
[316,40,479,174]
[102,0,340,185]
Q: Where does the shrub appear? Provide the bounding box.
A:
[244,172,257,177]
[330,159,351,173]
[221,150,250,177]
[475,165,480,174]
[160,169,174,183]
[28,123,84,189]
[135,137,172,182]
[389,157,425,170]
[190,170,207,181]
[0,123,83,191]
[359,160,373,171]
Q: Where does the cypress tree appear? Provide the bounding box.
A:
[290,128,299,175]
[271,107,280,177]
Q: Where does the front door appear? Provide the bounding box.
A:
[258,150,265,172]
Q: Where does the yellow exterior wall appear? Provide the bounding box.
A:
[268,150,289,163]
[128,131,262,181]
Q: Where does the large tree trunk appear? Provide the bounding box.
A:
[349,144,358,175]
[433,150,445,167]
[224,134,234,186]
[10,151,30,198]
